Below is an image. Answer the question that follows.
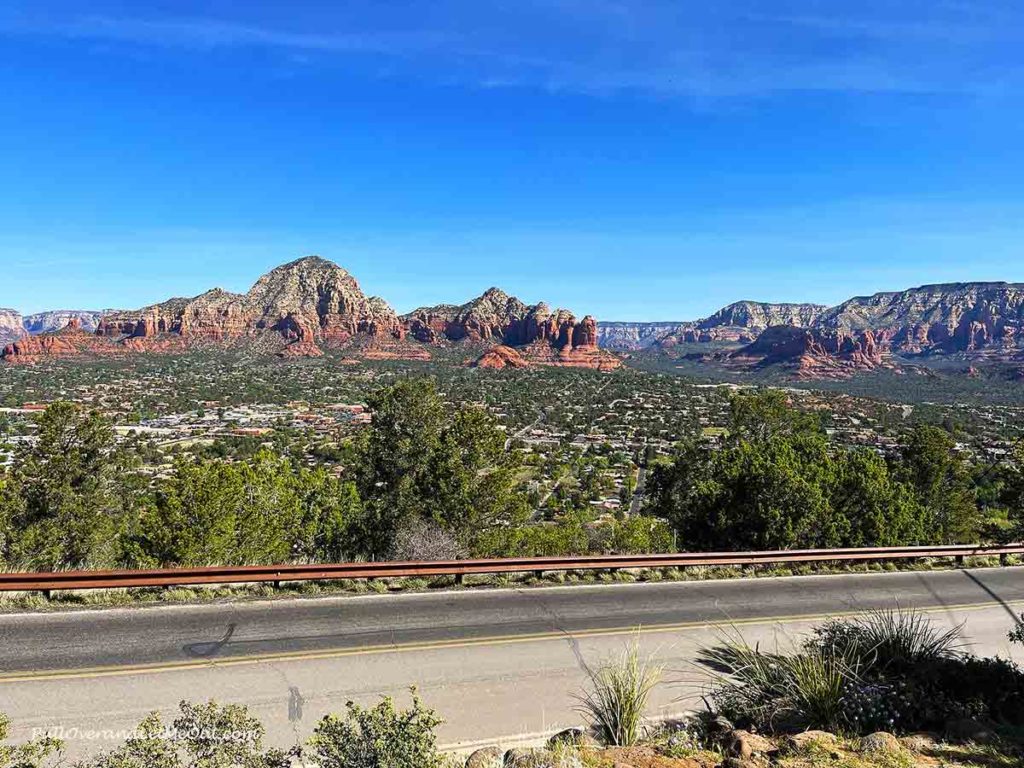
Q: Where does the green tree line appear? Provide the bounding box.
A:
[1,385,1020,572]
[646,390,1020,551]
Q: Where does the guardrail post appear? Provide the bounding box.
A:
[455,573,464,586]
[534,570,545,580]
[1001,553,1010,566]
[42,589,51,600]
[955,555,964,567]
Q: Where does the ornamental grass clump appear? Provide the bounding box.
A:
[699,609,1024,737]
[576,639,663,746]
[697,634,859,733]
[807,608,964,671]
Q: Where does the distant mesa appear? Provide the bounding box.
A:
[8,264,1024,379]
[1,257,620,370]
[23,309,108,335]
[0,308,24,345]
[600,283,1024,379]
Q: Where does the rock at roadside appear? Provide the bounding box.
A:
[466,746,504,768]
[546,728,600,750]
[726,730,777,759]
[859,732,901,754]
[503,748,555,767]
[785,731,839,753]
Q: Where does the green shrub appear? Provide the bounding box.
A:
[0,713,62,768]
[807,609,963,671]
[575,639,662,746]
[700,611,1024,737]
[698,635,858,732]
[308,689,444,768]
[81,701,294,768]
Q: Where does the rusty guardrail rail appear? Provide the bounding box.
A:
[1,543,1021,593]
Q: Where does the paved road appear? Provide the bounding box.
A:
[2,568,1023,758]
[629,465,648,516]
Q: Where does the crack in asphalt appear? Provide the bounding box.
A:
[514,586,596,678]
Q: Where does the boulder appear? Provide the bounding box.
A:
[503,748,554,767]
[725,730,776,760]
[784,730,838,753]
[545,728,600,750]
[859,732,901,754]
[899,733,938,752]
[466,746,504,768]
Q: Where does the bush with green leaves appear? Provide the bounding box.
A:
[307,690,444,768]
[697,635,858,732]
[699,609,1024,736]
[80,701,294,768]
[575,639,663,746]
[0,714,62,768]
[807,609,964,671]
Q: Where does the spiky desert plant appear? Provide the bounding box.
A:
[808,608,963,670]
[697,633,860,732]
[576,639,663,746]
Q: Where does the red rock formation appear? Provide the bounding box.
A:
[473,345,531,369]
[406,290,620,370]
[95,257,404,354]
[2,321,123,364]
[723,326,887,379]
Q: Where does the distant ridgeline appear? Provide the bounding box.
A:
[0,256,619,371]
[600,283,1024,379]
[5,265,1024,380]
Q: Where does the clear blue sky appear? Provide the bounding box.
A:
[1,1,1022,319]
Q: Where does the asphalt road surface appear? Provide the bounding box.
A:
[2,567,1023,758]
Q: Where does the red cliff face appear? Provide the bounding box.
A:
[406,290,620,371]
[724,326,886,378]
[2,321,124,364]
[90,256,406,359]
[3,260,613,368]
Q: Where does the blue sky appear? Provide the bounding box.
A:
[1,1,1022,319]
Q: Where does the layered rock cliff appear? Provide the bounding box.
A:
[816,282,1024,357]
[678,283,1024,377]
[660,301,828,345]
[93,256,404,356]
[726,326,886,378]
[22,310,107,335]
[404,288,620,370]
[1,319,125,364]
[596,321,683,350]
[0,309,24,344]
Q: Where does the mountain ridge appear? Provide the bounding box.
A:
[2,257,617,370]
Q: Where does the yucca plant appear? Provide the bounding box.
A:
[808,608,963,671]
[576,639,663,746]
[697,633,860,732]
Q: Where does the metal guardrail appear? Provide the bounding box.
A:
[1,543,1021,593]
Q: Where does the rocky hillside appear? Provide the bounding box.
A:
[680,283,1024,377]
[22,310,107,335]
[92,256,404,357]
[404,287,620,370]
[816,282,1024,356]
[660,301,828,345]
[2,258,619,369]
[0,308,24,344]
[725,325,887,378]
[596,321,683,350]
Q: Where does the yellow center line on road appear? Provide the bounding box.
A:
[3,597,1021,684]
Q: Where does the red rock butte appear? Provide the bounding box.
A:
[1,257,621,371]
